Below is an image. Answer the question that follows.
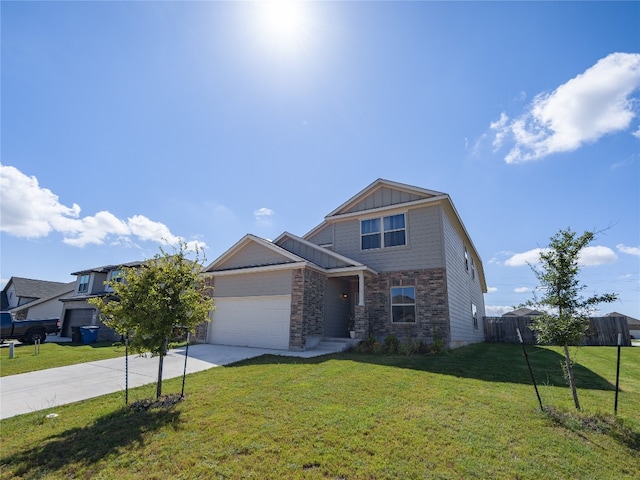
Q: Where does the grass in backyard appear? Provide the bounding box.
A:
[0,341,126,377]
[0,344,638,479]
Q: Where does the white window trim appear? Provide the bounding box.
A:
[78,274,90,293]
[390,285,416,323]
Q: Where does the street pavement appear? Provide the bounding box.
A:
[0,343,345,420]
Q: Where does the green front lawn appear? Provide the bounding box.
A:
[1,344,638,479]
[0,341,126,377]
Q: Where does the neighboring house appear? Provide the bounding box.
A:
[1,277,74,320]
[502,308,543,317]
[59,261,144,342]
[203,179,487,351]
[605,312,640,339]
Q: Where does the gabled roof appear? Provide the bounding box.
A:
[205,233,378,277]
[326,178,447,218]
[605,312,640,326]
[2,277,74,300]
[304,178,487,292]
[8,284,74,314]
[204,234,307,273]
[71,261,146,276]
[1,277,75,310]
[274,231,375,273]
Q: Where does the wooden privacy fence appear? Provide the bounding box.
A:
[483,316,631,346]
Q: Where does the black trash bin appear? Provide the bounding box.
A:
[80,326,100,345]
[71,326,82,344]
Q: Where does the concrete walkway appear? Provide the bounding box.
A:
[0,343,346,420]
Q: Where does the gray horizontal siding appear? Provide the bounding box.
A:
[213,270,293,297]
[331,205,444,272]
[443,212,485,347]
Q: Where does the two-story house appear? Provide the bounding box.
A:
[202,179,487,350]
[60,261,144,342]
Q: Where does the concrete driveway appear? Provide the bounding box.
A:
[0,343,345,420]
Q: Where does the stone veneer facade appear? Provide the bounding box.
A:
[289,268,326,350]
[362,268,450,344]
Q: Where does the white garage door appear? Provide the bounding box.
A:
[208,295,291,350]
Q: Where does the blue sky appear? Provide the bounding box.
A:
[1,1,639,319]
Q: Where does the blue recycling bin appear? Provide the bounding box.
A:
[80,326,100,344]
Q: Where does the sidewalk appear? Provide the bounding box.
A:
[0,343,344,420]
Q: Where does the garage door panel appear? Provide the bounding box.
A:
[208,295,291,350]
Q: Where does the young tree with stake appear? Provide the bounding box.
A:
[90,242,213,400]
[524,228,617,410]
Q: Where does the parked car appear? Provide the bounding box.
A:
[0,311,60,344]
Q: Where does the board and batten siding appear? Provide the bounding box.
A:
[342,186,425,214]
[212,270,293,298]
[306,224,334,246]
[330,204,445,273]
[278,238,350,269]
[216,242,293,271]
[442,212,485,347]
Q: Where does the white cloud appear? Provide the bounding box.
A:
[617,244,640,256]
[491,52,640,163]
[63,211,131,247]
[487,286,498,293]
[504,248,546,267]
[0,164,81,237]
[0,164,205,249]
[254,207,274,225]
[127,215,181,245]
[633,126,640,139]
[514,287,530,293]
[504,245,617,267]
[578,245,617,266]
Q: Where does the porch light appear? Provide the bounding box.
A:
[342,293,348,299]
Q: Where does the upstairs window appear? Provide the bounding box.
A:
[361,213,406,250]
[391,286,416,323]
[384,214,406,247]
[361,218,381,250]
[78,274,90,293]
[109,270,123,284]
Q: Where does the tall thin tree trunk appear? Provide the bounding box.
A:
[563,343,580,410]
[156,337,168,400]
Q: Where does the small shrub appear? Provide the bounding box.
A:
[355,335,378,353]
[383,335,400,354]
[399,341,415,356]
[431,334,445,354]
[415,339,430,354]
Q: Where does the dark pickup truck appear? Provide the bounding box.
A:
[0,311,60,344]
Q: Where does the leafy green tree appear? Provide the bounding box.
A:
[524,228,617,410]
[90,242,213,399]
